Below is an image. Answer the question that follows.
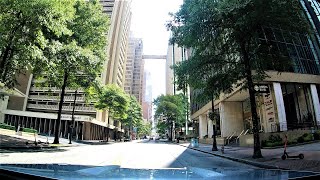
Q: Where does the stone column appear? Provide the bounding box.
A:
[0,96,9,123]
[198,114,207,139]
[273,82,287,131]
[310,84,320,126]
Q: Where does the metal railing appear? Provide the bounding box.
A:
[30,87,84,92]
[27,104,95,112]
[226,131,236,145]
[29,95,85,101]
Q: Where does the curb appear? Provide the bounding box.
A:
[0,146,58,150]
[177,143,283,170]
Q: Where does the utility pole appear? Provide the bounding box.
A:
[69,90,77,144]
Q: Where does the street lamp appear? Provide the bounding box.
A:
[69,90,78,144]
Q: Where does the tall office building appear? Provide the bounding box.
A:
[0,0,132,141]
[124,36,144,104]
[165,43,189,95]
[142,71,152,123]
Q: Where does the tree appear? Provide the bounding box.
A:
[156,121,167,136]
[34,0,109,144]
[0,0,74,90]
[154,94,188,141]
[122,96,144,139]
[169,0,310,158]
[94,84,129,142]
[137,121,152,138]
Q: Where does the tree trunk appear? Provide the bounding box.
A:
[241,43,263,158]
[69,90,77,144]
[211,94,218,151]
[106,116,110,142]
[0,46,11,74]
[53,71,68,144]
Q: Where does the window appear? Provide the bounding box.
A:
[281,83,316,129]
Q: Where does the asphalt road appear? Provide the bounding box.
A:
[0,139,256,171]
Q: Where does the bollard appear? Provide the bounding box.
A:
[221,145,224,154]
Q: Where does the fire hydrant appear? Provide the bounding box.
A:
[221,145,225,154]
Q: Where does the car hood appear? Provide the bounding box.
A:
[0,164,319,180]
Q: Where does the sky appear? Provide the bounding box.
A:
[130,0,183,100]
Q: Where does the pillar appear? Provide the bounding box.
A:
[199,114,207,138]
[0,96,9,123]
[273,82,287,131]
[310,84,320,126]
[219,102,244,137]
[208,119,213,138]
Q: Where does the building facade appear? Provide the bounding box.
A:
[124,36,144,104]
[165,42,192,135]
[190,0,320,146]
[0,0,132,141]
[142,71,152,123]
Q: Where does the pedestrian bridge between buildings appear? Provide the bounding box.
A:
[142,55,167,60]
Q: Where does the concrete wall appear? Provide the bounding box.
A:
[220,102,244,137]
[199,137,226,145]
[7,97,25,111]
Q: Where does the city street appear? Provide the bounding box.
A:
[1,140,255,171]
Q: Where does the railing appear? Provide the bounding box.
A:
[29,95,85,101]
[27,104,95,112]
[243,129,249,135]
[236,130,245,143]
[226,131,236,145]
[30,87,84,92]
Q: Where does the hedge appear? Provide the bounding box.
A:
[0,123,37,133]
[0,123,15,130]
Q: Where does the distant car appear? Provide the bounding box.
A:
[155,137,160,140]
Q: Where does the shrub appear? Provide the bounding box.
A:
[297,136,304,143]
[303,133,313,142]
[22,128,37,134]
[262,134,284,147]
[302,133,309,138]
[313,132,320,140]
[268,134,282,143]
[0,123,15,130]
[261,140,267,147]
[265,141,283,147]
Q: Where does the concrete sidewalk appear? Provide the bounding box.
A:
[177,141,320,172]
[0,129,81,148]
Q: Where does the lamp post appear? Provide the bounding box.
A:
[69,90,77,144]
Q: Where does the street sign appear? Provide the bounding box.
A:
[254,84,270,93]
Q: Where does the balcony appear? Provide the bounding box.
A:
[28,95,86,102]
[27,104,96,113]
[30,87,84,92]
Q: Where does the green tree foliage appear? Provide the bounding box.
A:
[94,84,129,142]
[0,0,75,89]
[168,0,310,158]
[137,121,152,137]
[154,94,188,140]
[122,96,143,127]
[156,121,167,135]
[94,84,129,120]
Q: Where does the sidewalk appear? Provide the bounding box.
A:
[0,129,80,149]
[178,141,320,172]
